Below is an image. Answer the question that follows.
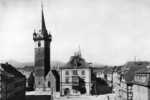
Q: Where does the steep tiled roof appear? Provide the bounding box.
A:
[61,53,91,69]
[92,67,107,73]
[135,67,150,74]
[114,66,122,73]
[51,70,60,81]
[1,63,25,78]
[133,67,150,86]
[104,68,111,74]
[123,61,150,83]
[104,67,114,74]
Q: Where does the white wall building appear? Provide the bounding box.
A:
[60,52,92,96]
[133,68,150,100]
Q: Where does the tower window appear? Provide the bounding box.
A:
[38,41,41,47]
[48,81,51,88]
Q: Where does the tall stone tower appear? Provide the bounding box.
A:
[33,5,52,90]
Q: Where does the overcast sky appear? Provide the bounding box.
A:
[1,0,150,65]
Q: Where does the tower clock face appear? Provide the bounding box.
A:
[38,41,41,47]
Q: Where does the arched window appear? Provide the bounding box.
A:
[38,41,41,47]
[48,81,51,88]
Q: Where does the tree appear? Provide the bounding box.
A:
[91,77,112,95]
[72,77,86,94]
[78,77,86,94]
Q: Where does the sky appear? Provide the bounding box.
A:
[1,0,150,65]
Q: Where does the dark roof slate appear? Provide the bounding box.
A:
[61,53,91,69]
[1,63,25,78]
[51,70,60,81]
[123,61,150,83]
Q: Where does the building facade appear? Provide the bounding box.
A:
[92,67,106,79]
[0,63,26,100]
[60,52,92,96]
[113,61,150,100]
[45,70,60,92]
[133,67,150,100]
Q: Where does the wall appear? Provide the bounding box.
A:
[60,68,91,95]
[120,80,127,100]
[45,71,56,91]
[0,70,25,100]
[133,85,149,100]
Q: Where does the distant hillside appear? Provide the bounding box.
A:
[7,60,33,68]
[17,66,34,72]
[93,64,108,68]
[6,60,65,68]
[6,59,108,73]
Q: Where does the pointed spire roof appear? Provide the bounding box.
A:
[41,2,48,36]
[78,45,82,57]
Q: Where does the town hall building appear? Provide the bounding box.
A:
[60,52,92,96]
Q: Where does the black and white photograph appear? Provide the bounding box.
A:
[0,0,150,100]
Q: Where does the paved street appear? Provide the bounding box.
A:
[54,94,116,100]
[54,96,94,100]
[26,95,51,100]
[26,91,116,100]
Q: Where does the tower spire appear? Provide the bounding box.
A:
[78,45,82,57]
[41,1,47,36]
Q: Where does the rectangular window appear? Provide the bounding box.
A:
[72,76,79,86]
[65,77,69,83]
[81,70,85,75]
[72,70,78,75]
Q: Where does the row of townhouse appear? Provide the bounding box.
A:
[118,61,150,100]
[132,66,150,100]
[106,61,150,100]
[0,63,26,100]
[94,61,150,100]
[94,66,118,88]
